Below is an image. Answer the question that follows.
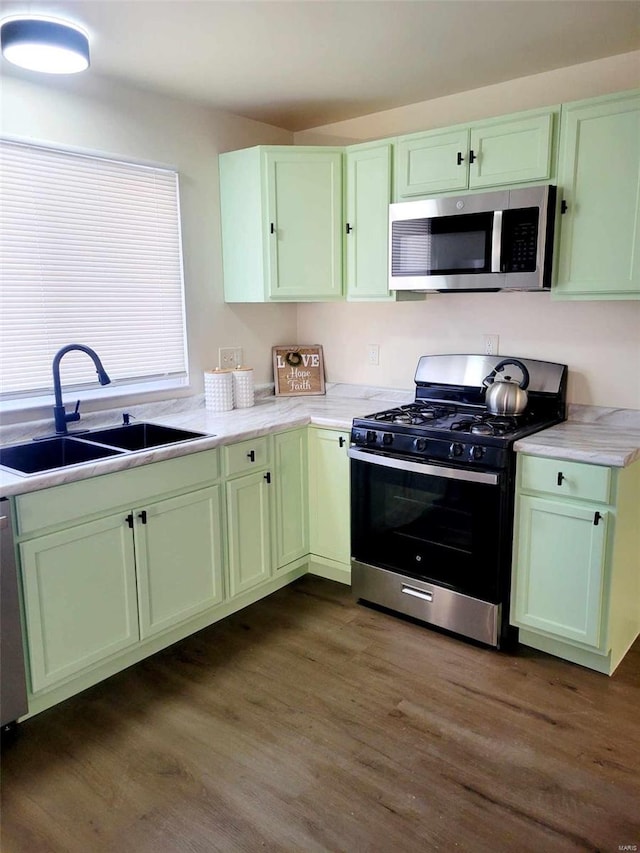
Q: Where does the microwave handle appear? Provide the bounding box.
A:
[491,210,503,273]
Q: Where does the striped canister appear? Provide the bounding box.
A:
[204,368,234,412]
[232,366,255,408]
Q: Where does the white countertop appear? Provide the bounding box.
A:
[0,385,412,498]
[2,390,640,497]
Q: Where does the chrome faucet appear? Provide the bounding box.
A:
[52,344,111,434]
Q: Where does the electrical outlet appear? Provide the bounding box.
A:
[219,346,242,369]
[483,335,499,356]
[367,344,380,366]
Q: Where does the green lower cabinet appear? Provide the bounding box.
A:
[135,486,224,639]
[20,512,140,692]
[554,90,640,300]
[225,469,272,597]
[308,427,351,583]
[272,429,308,570]
[511,454,640,674]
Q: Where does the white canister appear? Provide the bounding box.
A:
[204,368,234,412]
[232,366,255,408]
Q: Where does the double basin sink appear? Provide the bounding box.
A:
[0,423,209,477]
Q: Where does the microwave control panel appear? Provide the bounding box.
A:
[501,208,539,273]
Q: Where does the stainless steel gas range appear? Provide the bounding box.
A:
[349,354,567,648]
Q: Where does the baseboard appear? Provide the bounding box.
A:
[308,556,351,585]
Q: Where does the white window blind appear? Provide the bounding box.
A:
[0,139,187,400]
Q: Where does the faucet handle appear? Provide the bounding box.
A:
[67,400,81,423]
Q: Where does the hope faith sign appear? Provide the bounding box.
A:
[273,345,326,397]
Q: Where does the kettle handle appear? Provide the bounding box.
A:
[482,358,530,390]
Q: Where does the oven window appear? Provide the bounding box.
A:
[391,211,494,276]
[351,459,504,601]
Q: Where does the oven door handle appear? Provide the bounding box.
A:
[347,446,499,485]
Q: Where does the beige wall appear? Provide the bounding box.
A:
[296,52,640,409]
[0,70,295,420]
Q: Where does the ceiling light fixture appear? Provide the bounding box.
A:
[0,17,90,74]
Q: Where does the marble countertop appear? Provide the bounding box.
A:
[2,389,639,497]
[514,406,640,468]
[0,385,412,498]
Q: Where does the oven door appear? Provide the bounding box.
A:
[349,447,508,603]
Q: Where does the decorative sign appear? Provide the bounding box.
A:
[272,345,326,397]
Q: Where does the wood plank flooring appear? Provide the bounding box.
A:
[2,575,639,853]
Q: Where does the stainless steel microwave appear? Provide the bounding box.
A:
[389,184,556,292]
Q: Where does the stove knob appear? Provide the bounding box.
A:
[366,430,377,444]
[414,437,427,452]
[470,445,485,461]
[449,442,464,458]
[383,432,393,446]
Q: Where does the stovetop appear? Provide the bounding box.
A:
[366,402,541,439]
[350,354,568,470]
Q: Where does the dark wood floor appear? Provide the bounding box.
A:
[2,575,639,853]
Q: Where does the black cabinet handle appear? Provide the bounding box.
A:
[593,512,602,526]
[138,510,147,525]
[456,152,464,165]
[469,150,476,164]
[339,436,346,447]
[270,223,275,234]
[557,472,565,486]
[345,223,353,234]
[561,199,568,215]
[264,472,271,484]
[125,513,134,529]
[247,450,256,462]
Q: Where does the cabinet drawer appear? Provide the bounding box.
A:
[223,437,269,477]
[519,455,611,503]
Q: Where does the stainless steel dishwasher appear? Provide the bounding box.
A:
[1,497,28,737]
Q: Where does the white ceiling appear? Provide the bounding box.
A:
[1,0,639,131]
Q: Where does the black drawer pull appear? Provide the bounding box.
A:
[247,450,256,462]
[557,472,565,486]
[593,512,602,526]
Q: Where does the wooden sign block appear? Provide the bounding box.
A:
[272,345,326,397]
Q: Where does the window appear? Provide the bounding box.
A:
[0,139,188,406]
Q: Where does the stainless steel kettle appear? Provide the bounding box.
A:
[482,358,530,416]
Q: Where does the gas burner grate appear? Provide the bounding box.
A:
[450,413,521,437]
[370,403,459,426]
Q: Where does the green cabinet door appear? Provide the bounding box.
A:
[135,486,224,639]
[265,148,343,300]
[512,494,608,648]
[469,113,554,188]
[308,428,351,570]
[395,127,469,198]
[20,513,139,692]
[226,470,272,597]
[554,91,640,300]
[272,429,308,570]
[345,143,394,300]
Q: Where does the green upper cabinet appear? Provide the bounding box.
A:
[345,142,394,301]
[395,108,556,199]
[219,145,343,302]
[554,90,640,300]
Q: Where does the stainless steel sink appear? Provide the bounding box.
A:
[85,422,207,451]
[0,436,125,476]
